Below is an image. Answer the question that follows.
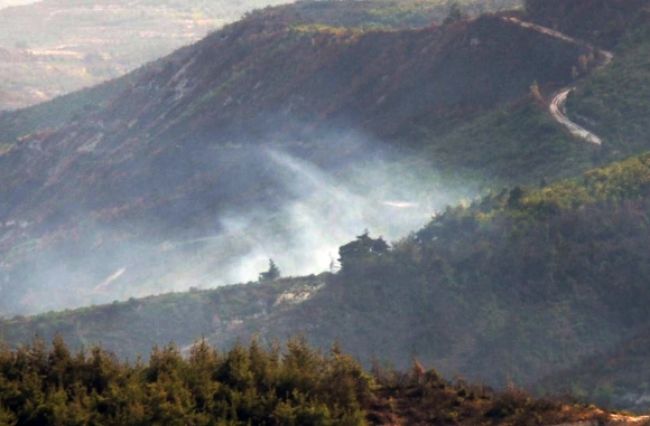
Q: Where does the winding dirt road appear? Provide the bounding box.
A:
[549,88,603,145]
[501,16,614,146]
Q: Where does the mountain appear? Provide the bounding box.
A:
[0,0,602,315]
[0,0,521,111]
[1,0,650,416]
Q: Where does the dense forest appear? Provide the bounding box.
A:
[0,338,613,425]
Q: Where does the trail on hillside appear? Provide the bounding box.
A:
[501,16,614,146]
[549,88,603,145]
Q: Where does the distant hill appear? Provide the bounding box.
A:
[567,9,650,162]
[0,0,294,110]
[0,275,329,359]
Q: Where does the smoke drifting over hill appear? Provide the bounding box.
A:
[1,134,470,316]
[205,147,467,283]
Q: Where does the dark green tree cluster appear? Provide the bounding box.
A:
[0,337,370,425]
[338,232,389,274]
[308,152,650,389]
[0,337,605,425]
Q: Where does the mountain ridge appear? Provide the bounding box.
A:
[0,4,600,314]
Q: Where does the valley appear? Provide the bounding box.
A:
[0,0,295,110]
[1,0,650,421]
[0,0,589,315]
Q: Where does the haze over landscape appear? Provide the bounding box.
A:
[0,1,39,8]
[1,0,650,424]
[0,0,296,110]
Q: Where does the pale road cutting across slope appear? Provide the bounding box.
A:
[549,88,603,145]
[501,16,614,146]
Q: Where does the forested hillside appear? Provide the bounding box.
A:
[1,0,650,417]
[4,153,650,412]
[568,18,650,161]
[207,153,650,389]
[523,0,648,48]
[0,276,328,360]
[0,338,629,425]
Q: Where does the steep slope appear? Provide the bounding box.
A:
[416,0,650,185]
[0,0,522,110]
[567,19,650,161]
[0,7,594,315]
[522,0,650,164]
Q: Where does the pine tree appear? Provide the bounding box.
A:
[259,259,281,282]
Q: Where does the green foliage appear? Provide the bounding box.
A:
[568,20,650,159]
[0,338,370,425]
[225,152,650,394]
[0,337,604,425]
[338,232,389,273]
[419,98,598,188]
[4,153,650,405]
[266,0,521,31]
[0,276,328,361]
[522,153,650,211]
